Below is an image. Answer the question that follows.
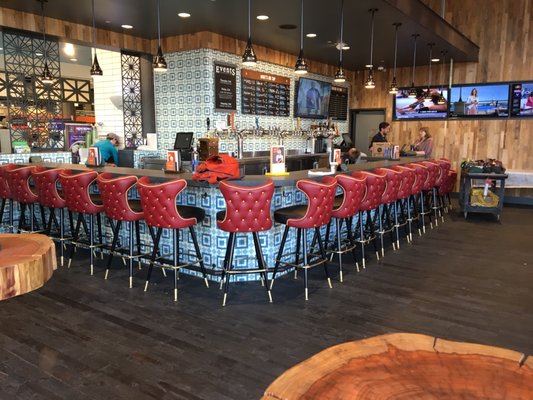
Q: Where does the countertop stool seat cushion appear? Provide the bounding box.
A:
[273,205,308,225]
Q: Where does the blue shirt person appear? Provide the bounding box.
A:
[89,133,119,166]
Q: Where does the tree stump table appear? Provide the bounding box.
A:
[262,333,533,400]
[0,233,57,301]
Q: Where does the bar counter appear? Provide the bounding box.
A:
[23,157,421,282]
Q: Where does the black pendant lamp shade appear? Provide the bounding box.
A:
[364,9,377,89]
[388,22,401,94]
[294,0,308,75]
[437,50,447,105]
[334,0,346,83]
[242,0,257,66]
[153,0,167,72]
[90,0,103,77]
[38,0,54,85]
[408,34,420,98]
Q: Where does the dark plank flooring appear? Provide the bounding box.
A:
[1,203,533,399]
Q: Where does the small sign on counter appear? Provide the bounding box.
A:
[269,145,286,175]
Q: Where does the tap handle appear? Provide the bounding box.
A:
[206,117,210,131]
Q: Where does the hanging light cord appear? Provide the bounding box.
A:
[411,35,418,83]
[299,0,304,51]
[40,0,47,59]
[339,0,344,63]
[248,0,251,40]
[428,44,433,87]
[91,0,96,48]
[393,24,399,75]
[369,9,375,68]
[157,0,161,46]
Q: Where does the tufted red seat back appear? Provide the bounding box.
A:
[0,164,17,200]
[354,171,386,211]
[218,180,274,233]
[439,170,458,196]
[436,159,451,187]
[32,167,67,209]
[390,165,416,200]
[137,176,196,229]
[59,169,104,214]
[404,163,427,195]
[418,162,438,191]
[374,168,402,204]
[288,176,337,229]
[97,173,144,222]
[331,174,366,219]
[5,165,39,204]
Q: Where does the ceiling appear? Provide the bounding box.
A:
[1,0,479,71]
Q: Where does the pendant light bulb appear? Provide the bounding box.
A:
[294,0,308,74]
[408,33,420,98]
[389,77,398,94]
[242,0,257,66]
[39,0,54,85]
[389,22,401,94]
[333,0,345,83]
[41,61,54,85]
[365,9,378,90]
[334,64,346,83]
[90,0,103,77]
[153,0,167,72]
[365,69,375,89]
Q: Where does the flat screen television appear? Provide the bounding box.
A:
[393,87,449,120]
[294,77,332,119]
[510,82,533,117]
[449,83,510,118]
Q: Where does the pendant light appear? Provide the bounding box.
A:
[90,0,103,77]
[437,50,447,105]
[38,0,54,85]
[424,42,435,100]
[294,0,308,75]
[388,22,401,94]
[364,8,378,89]
[333,0,346,83]
[407,34,420,98]
[242,0,257,66]
[153,0,167,72]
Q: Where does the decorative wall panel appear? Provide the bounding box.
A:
[121,52,143,149]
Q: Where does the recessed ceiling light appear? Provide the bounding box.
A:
[178,12,191,18]
[69,58,78,62]
[105,20,111,24]
[365,64,373,68]
[431,58,440,62]
[335,42,349,50]
[36,52,43,56]
[306,33,317,38]
[256,15,269,21]
[121,24,133,29]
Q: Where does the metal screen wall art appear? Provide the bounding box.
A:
[121,51,143,149]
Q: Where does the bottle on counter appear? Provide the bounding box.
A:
[191,141,200,172]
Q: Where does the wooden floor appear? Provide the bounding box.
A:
[1,204,532,400]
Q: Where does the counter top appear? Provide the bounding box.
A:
[36,157,421,187]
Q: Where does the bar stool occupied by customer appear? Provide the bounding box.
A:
[217,180,274,306]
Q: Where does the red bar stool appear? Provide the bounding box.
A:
[137,177,209,302]
[217,180,274,306]
[59,169,105,275]
[374,168,403,256]
[271,176,337,301]
[327,173,366,281]
[416,161,438,233]
[389,165,417,244]
[0,164,17,232]
[5,165,46,233]
[32,167,73,266]
[434,159,452,222]
[404,162,429,237]
[352,171,386,268]
[97,173,150,288]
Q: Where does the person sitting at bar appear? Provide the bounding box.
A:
[343,147,367,164]
[413,127,434,159]
[89,133,120,166]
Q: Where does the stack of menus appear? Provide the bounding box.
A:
[241,69,290,116]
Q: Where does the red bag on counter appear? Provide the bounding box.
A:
[192,154,240,184]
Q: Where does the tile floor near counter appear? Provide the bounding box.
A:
[0,202,532,400]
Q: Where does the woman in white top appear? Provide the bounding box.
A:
[466,88,479,115]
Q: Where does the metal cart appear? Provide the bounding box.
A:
[459,171,508,220]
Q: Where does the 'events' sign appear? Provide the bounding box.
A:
[214,62,237,111]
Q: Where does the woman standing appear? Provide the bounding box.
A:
[466,88,479,115]
[414,127,434,159]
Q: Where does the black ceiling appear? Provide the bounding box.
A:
[2,0,479,71]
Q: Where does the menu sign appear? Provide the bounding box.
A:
[328,86,348,120]
[241,69,290,117]
[214,62,237,111]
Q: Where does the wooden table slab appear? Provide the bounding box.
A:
[0,233,57,300]
[262,333,533,400]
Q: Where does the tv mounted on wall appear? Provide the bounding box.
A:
[510,82,533,117]
[294,77,332,119]
[393,87,449,120]
[449,83,510,118]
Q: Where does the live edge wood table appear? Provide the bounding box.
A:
[0,234,57,301]
[262,333,533,400]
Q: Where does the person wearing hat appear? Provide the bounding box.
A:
[89,133,120,166]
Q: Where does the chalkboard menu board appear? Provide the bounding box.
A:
[329,86,348,120]
[214,62,237,111]
[241,69,290,116]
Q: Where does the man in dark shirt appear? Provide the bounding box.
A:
[369,122,390,148]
